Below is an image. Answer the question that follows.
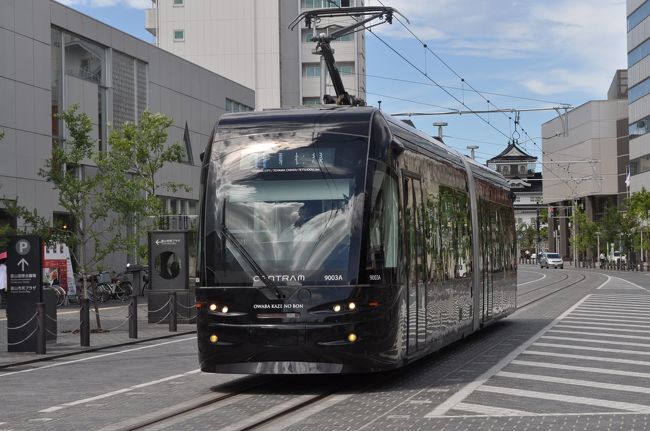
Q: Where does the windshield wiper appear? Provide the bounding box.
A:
[221,203,284,299]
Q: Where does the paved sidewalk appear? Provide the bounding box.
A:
[0,299,196,369]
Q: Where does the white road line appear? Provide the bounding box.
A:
[573,307,650,315]
[476,385,650,413]
[542,335,650,347]
[562,318,650,328]
[453,402,531,416]
[569,312,650,321]
[255,394,354,431]
[546,330,650,342]
[498,371,650,394]
[580,305,650,314]
[0,336,196,378]
[555,324,650,334]
[582,302,650,308]
[424,290,599,418]
[609,277,650,293]
[39,369,201,413]
[517,272,547,286]
[534,342,650,356]
[523,350,650,366]
[510,359,650,379]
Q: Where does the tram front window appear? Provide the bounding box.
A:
[204,130,367,286]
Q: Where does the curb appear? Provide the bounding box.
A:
[0,329,197,371]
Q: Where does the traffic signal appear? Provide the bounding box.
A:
[549,206,556,217]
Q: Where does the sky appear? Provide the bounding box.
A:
[57,0,628,165]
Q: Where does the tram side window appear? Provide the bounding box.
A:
[368,169,399,269]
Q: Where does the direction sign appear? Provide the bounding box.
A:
[6,235,43,352]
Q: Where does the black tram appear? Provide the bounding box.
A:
[196,106,517,374]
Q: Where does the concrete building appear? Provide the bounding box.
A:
[628,0,650,190]
[541,70,628,259]
[487,142,546,254]
[0,0,254,267]
[144,0,366,110]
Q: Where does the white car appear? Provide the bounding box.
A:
[611,251,627,264]
[540,252,564,269]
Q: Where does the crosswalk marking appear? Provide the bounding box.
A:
[569,311,650,321]
[549,329,650,340]
[535,341,650,355]
[522,350,650,366]
[577,306,650,314]
[475,386,650,413]
[510,359,650,379]
[497,371,650,394]
[453,402,531,416]
[555,324,650,334]
[542,335,650,347]
[424,289,650,419]
[562,318,650,328]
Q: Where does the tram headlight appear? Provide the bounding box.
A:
[348,302,356,310]
[347,333,357,343]
[221,305,229,314]
[209,334,218,343]
[333,304,342,312]
[209,303,218,312]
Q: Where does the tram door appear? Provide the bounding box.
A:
[403,174,427,355]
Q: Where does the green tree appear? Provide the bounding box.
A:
[572,207,598,262]
[39,105,128,330]
[100,111,189,260]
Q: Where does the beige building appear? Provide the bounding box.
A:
[145,0,366,110]
[541,70,629,258]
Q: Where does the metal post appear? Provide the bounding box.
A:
[572,200,578,268]
[169,291,177,332]
[129,294,138,339]
[80,298,90,347]
[596,232,600,268]
[320,55,326,102]
[36,302,46,355]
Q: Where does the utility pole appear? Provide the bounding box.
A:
[572,199,578,268]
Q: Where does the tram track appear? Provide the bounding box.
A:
[112,271,594,431]
[517,271,587,309]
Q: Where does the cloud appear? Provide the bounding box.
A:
[56,0,150,9]
[368,0,627,96]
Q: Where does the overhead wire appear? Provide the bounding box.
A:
[370,0,584,197]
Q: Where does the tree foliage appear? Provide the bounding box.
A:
[100,111,190,259]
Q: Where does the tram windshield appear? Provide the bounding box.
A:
[203,128,368,286]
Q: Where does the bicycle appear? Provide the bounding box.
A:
[95,272,133,302]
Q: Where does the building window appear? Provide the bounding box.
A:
[339,64,354,75]
[302,97,321,105]
[630,154,650,176]
[498,165,510,175]
[112,52,148,129]
[225,98,253,113]
[629,76,650,103]
[630,116,650,140]
[173,0,184,5]
[303,64,321,77]
[518,165,526,175]
[628,0,650,32]
[174,30,184,41]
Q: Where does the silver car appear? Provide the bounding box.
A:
[540,252,563,269]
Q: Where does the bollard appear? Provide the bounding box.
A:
[129,294,138,339]
[36,302,46,355]
[80,298,90,347]
[169,291,177,332]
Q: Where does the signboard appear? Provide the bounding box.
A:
[6,235,43,351]
[149,231,189,291]
[44,242,76,296]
